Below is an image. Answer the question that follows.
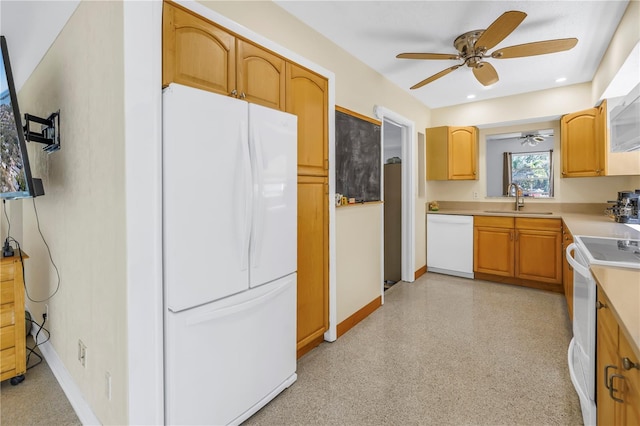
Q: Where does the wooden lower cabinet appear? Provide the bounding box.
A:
[1,254,27,384]
[597,287,640,425]
[474,216,562,291]
[296,176,329,357]
[474,216,514,276]
[562,223,574,320]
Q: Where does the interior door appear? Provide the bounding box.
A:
[248,103,297,288]
[163,83,250,312]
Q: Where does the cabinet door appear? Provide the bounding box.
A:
[474,226,514,276]
[237,40,285,111]
[286,63,328,177]
[163,2,236,95]
[448,126,477,180]
[597,305,619,426]
[561,107,606,177]
[619,331,640,426]
[425,126,448,180]
[515,229,562,284]
[562,225,574,320]
[296,176,329,357]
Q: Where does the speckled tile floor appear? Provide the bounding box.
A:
[243,272,583,426]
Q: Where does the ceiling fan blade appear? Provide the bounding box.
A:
[397,52,460,60]
[410,65,461,90]
[472,62,499,86]
[475,11,527,51]
[491,38,578,59]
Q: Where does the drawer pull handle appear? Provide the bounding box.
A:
[622,357,640,371]
[608,373,625,403]
[604,364,617,389]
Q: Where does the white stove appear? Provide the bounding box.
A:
[566,235,640,426]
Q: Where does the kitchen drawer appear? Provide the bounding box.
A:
[474,216,514,228]
[0,325,15,351]
[0,346,15,374]
[516,217,562,231]
[1,263,15,282]
[0,303,15,328]
[1,280,14,305]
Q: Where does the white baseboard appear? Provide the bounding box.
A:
[30,320,101,425]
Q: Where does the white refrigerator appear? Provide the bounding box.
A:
[162,83,297,425]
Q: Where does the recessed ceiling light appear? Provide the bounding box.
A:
[555,77,567,83]
[467,94,476,99]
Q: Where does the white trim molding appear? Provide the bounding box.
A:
[30,321,100,425]
[374,106,416,283]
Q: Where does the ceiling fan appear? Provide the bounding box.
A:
[397,11,578,89]
[520,133,552,146]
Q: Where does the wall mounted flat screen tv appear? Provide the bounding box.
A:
[0,35,43,199]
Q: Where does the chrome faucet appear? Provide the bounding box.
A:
[507,182,525,211]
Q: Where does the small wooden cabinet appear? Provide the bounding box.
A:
[562,222,574,320]
[560,101,607,177]
[163,2,285,111]
[426,126,477,180]
[285,62,328,177]
[1,254,27,384]
[474,216,562,291]
[597,287,640,426]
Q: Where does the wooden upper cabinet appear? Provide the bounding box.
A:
[560,102,607,177]
[237,40,285,111]
[286,63,328,176]
[163,2,236,95]
[426,126,477,180]
[449,126,477,180]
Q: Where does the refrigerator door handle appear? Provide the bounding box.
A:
[240,121,252,271]
[250,127,265,269]
[185,278,291,325]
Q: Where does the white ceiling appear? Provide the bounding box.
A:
[275,0,630,109]
[0,1,630,110]
[0,1,79,91]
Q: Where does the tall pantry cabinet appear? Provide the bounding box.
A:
[162,1,329,357]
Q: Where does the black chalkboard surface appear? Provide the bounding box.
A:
[335,107,381,202]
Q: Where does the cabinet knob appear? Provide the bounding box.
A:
[596,300,607,310]
[240,92,246,100]
[623,357,640,371]
[230,89,238,97]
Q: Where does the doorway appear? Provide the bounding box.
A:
[375,106,416,301]
[383,121,402,290]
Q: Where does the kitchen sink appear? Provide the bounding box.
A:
[483,210,554,215]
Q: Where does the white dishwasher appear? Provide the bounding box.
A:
[427,214,474,279]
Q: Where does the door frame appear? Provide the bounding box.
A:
[374,106,416,296]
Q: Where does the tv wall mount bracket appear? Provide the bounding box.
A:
[23,110,61,153]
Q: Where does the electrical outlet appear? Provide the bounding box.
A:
[78,340,87,367]
[105,372,112,401]
[473,191,479,199]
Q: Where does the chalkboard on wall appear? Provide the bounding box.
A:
[335,106,382,202]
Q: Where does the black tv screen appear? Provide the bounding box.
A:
[0,35,43,199]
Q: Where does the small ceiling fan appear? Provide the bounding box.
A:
[520,133,552,146]
[397,11,578,89]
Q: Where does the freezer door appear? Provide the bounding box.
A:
[165,274,297,425]
[163,83,252,312]
[248,103,297,287]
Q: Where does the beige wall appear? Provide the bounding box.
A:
[336,205,382,323]
[17,2,127,423]
[198,1,432,318]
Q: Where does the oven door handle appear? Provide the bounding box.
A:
[566,243,591,278]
